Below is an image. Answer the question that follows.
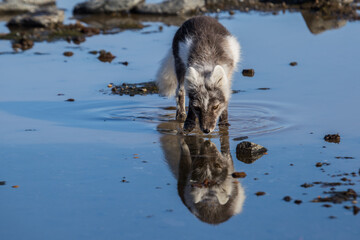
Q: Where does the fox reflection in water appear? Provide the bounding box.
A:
[159,123,245,224]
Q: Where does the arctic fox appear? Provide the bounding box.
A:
[156,16,240,134]
[158,130,245,224]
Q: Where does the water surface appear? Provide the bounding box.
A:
[1,3,360,240]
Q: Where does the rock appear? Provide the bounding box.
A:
[12,38,33,50]
[301,10,347,35]
[63,51,73,57]
[242,69,255,77]
[134,0,205,15]
[324,133,340,143]
[283,196,292,202]
[111,81,159,96]
[73,0,144,14]
[0,0,56,13]
[98,50,115,62]
[236,141,267,164]
[232,172,247,178]
[255,191,266,196]
[20,0,55,4]
[7,9,64,28]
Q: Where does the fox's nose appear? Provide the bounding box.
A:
[203,129,210,134]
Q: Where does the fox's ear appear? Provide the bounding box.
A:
[185,67,200,89]
[211,65,226,85]
[211,65,230,99]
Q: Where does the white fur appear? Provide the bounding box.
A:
[211,65,231,101]
[184,67,200,88]
[185,67,210,111]
[226,35,241,70]
[233,181,246,214]
[178,38,193,66]
[156,49,177,97]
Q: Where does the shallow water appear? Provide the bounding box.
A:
[1,3,360,240]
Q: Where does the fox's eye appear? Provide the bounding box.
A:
[193,106,201,111]
[213,105,219,110]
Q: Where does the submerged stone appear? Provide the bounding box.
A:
[236,141,267,164]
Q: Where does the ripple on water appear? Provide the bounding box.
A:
[91,100,291,138]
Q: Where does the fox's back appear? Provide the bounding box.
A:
[173,16,236,74]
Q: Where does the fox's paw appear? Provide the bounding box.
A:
[183,120,196,133]
[176,111,187,122]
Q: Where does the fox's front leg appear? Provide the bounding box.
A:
[183,103,196,133]
[176,85,186,122]
[219,108,230,126]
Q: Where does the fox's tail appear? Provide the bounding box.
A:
[156,49,177,97]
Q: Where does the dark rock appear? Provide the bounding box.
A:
[0,0,56,13]
[232,172,247,178]
[73,0,144,14]
[311,188,357,204]
[111,81,159,96]
[12,38,33,50]
[63,51,73,57]
[324,133,340,143]
[98,50,115,62]
[283,196,292,202]
[242,69,255,77]
[1,21,100,46]
[301,9,347,35]
[353,206,360,215]
[255,191,266,196]
[335,156,354,159]
[316,162,323,167]
[7,9,64,28]
[301,183,314,188]
[134,0,205,15]
[236,141,267,164]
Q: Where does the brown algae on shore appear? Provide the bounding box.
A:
[110,82,158,96]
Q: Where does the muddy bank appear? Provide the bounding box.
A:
[0,21,100,50]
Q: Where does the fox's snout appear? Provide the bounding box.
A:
[203,129,211,134]
[198,116,218,134]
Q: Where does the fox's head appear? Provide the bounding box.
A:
[185,65,230,134]
[181,139,245,224]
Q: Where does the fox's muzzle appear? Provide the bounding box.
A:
[199,113,218,134]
